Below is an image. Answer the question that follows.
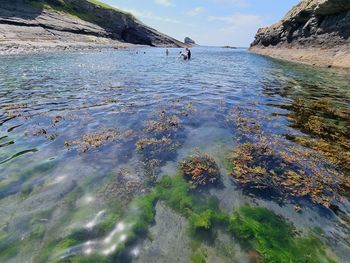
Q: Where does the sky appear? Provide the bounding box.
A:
[101,0,300,47]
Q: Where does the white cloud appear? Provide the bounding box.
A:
[116,7,181,24]
[155,0,173,7]
[208,13,263,28]
[204,13,264,46]
[186,7,205,17]
[209,0,249,7]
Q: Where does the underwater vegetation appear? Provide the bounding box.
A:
[226,139,343,207]
[180,152,221,189]
[154,176,336,263]
[0,102,29,123]
[228,206,336,263]
[226,106,346,208]
[65,129,136,153]
[282,98,350,192]
[0,160,57,198]
[135,103,197,181]
[37,174,336,263]
[97,168,144,207]
[136,109,183,163]
[24,127,58,141]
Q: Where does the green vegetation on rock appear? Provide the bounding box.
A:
[117,175,335,263]
[228,206,336,263]
[27,174,336,263]
[191,247,208,263]
[0,235,19,262]
[142,175,336,263]
[85,0,123,11]
[30,0,132,23]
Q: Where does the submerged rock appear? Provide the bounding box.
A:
[136,202,191,263]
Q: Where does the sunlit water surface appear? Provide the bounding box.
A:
[0,47,350,262]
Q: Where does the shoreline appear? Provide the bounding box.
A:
[0,40,184,56]
[249,46,350,69]
[0,40,147,56]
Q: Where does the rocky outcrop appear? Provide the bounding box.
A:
[184,37,197,46]
[0,0,184,54]
[250,0,350,68]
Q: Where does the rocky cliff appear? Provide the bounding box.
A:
[250,0,350,68]
[0,0,184,54]
[184,37,197,46]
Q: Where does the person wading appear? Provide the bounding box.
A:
[177,51,188,60]
[186,48,191,60]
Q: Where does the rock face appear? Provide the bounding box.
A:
[0,0,184,53]
[184,37,197,46]
[250,0,350,68]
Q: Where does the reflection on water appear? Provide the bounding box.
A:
[0,47,349,262]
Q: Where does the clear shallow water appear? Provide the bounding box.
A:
[0,47,350,262]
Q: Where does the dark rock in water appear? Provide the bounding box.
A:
[250,0,350,68]
[184,37,197,46]
[0,0,185,48]
[222,45,237,49]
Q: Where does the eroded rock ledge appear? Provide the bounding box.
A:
[250,0,350,68]
[0,0,184,54]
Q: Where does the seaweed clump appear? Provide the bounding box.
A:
[136,111,183,162]
[226,106,345,208]
[283,98,350,192]
[227,139,343,207]
[180,153,220,189]
[65,128,135,152]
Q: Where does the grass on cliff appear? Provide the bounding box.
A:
[30,0,133,22]
[86,0,123,12]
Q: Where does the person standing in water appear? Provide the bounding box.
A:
[177,51,188,60]
[186,48,191,60]
[166,49,169,56]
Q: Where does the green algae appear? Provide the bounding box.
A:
[70,255,113,263]
[191,247,208,263]
[30,0,133,23]
[30,174,336,262]
[0,148,38,165]
[0,160,57,198]
[117,175,335,263]
[141,175,336,263]
[0,231,20,262]
[130,191,158,235]
[0,242,19,262]
[155,174,193,213]
[189,210,213,230]
[227,206,335,263]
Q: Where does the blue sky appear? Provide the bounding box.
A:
[101,0,300,47]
